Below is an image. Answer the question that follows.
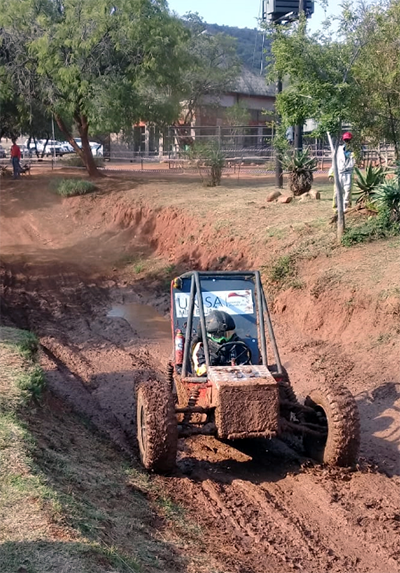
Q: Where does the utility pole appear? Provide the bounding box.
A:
[262,0,314,186]
[275,77,283,188]
[294,0,305,153]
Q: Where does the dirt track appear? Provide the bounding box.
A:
[1,176,400,573]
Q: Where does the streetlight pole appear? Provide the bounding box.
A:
[275,76,283,188]
[294,0,305,153]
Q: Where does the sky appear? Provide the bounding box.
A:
[167,0,340,31]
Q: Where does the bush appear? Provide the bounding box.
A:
[280,148,317,196]
[187,141,225,186]
[54,179,96,197]
[341,209,400,246]
[371,172,400,222]
[60,154,104,168]
[354,165,387,205]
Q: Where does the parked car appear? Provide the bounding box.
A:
[60,141,74,153]
[0,145,6,158]
[19,145,32,159]
[73,138,103,157]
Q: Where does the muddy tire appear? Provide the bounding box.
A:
[303,384,360,466]
[136,380,178,473]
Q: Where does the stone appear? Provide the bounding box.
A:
[310,190,321,200]
[266,190,282,202]
[278,195,293,204]
[299,192,312,201]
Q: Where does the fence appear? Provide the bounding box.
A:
[1,126,397,175]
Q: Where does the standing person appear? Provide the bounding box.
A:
[10,139,21,179]
[329,132,355,211]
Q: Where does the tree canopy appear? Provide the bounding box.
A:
[179,13,241,124]
[0,0,188,175]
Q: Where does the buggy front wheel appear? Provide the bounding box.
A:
[136,380,177,473]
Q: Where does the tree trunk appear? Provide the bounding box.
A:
[41,135,49,159]
[78,115,102,177]
[54,112,102,177]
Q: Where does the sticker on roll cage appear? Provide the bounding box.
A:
[174,290,254,317]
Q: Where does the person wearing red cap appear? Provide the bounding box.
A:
[329,132,355,211]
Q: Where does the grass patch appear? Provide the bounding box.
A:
[342,210,400,246]
[0,326,197,573]
[60,155,104,168]
[264,254,298,290]
[54,179,96,197]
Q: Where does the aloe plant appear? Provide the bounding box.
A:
[372,164,400,221]
[354,165,387,205]
[280,148,317,196]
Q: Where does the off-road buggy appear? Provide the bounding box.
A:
[136,271,360,472]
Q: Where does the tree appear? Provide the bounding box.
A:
[352,0,400,159]
[0,0,188,176]
[267,2,376,239]
[179,13,241,125]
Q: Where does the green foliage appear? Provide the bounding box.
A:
[205,23,270,72]
[54,179,96,197]
[266,5,377,137]
[372,172,400,222]
[341,208,400,246]
[0,0,188,174]
[17,366,46,402]
[281,148,317,196]
[61,155,104,168]
[225,102,251,126]
[188,141,225,186]
[354,165,387,205]
[351,1,400,157]
[180,14,241,124]
[281,148,317,173]
[267,255,297,287]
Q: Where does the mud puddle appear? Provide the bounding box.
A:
[107,302,171,344]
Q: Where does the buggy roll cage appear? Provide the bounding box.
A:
[175,271,283,379]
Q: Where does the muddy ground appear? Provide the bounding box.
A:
[1,174,400,573]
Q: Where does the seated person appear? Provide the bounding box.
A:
[192,310,251,376]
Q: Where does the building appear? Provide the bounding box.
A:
[106,70,276,160]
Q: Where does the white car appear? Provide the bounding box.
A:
[73,138,103,156]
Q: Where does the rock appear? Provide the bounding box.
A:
[278,195,293,204]
[310,190,321,199]
[267,190,282,202]
[299,192,312,201]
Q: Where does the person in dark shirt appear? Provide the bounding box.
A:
[192,310,251,376]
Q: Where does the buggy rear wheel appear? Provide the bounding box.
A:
[136,380,177,473]
[303,384,360,466]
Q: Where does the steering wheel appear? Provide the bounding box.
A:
[215,341,252,366]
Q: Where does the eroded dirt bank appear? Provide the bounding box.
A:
[1,176,400,573]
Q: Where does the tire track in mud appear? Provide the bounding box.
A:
[2,264,400,573]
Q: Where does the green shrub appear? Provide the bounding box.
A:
[372,176,400,222]
[280,148,317,196]
[54,179,96,197]
[265,255,298,288]
[61,154,104,168]
[187,141,225,186]
[354,165,387,205]
[341,209,400,246]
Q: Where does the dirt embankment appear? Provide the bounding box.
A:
[1,175,400,573]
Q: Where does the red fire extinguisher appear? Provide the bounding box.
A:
[175,329,185,366]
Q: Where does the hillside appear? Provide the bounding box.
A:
[206,22,271,72]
